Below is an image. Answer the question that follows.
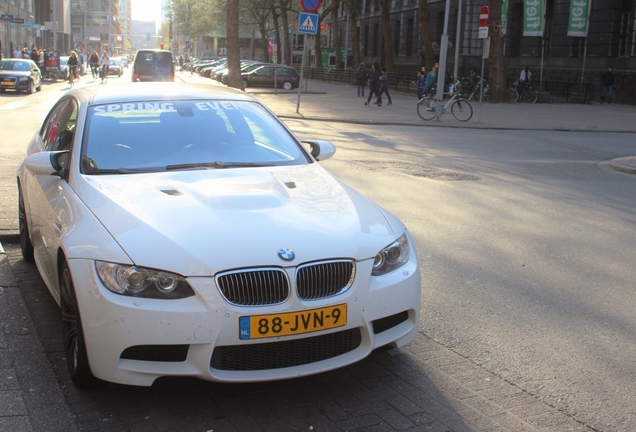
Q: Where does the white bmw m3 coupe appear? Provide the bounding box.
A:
[17,82,421,387]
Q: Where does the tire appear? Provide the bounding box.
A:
[417,97,436,121]
[27,80,34,94]
[18,188,34,262]
[282,81,293,90]
[508,88,519,103]
[451,99,473,122]
[526,90,538,103]
[242,79,249,88]
[36,80,42,92]
[60,262,101,388]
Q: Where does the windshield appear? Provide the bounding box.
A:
[0,60,31,71]
[81,100,310,174]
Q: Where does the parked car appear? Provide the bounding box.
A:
[214,60,263,82]
[108,59,123,77]
[132,49,174,82]
[221,62,264,85]
[0,59,42,93]
[241,65,300,90]
[17,82,421,388]
[118,56,129,68]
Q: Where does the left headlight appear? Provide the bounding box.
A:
[95,261,195,299]
[372,233,411,276]
[18,77,30,82]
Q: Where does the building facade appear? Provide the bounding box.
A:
[330,0,635,80]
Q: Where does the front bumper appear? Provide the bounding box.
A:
[0,77,30,91]
[68,245,421,387]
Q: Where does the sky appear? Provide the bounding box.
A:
[131,0,164,28]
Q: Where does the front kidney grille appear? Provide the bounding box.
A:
[297,260,355,300]
[216,268,289,306]
[211,328,361,371]
[216,260,355,306]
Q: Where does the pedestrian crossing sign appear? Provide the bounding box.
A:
[298,12,319,35]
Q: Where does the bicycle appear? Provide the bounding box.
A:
[417,83,473,122]
[466,70,491,102]
[90,63,98,80]
[100,64,109,84]
[508,80,538,103]
[68,65,77,88]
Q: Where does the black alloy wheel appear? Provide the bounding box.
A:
[60,262,101,387]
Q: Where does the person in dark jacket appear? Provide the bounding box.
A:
[600,66,614,105]
[355,63,368,97]
[364,63,382,106]
[376,67,392,106]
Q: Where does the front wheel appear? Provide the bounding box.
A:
[60,262,101,388]
[451,99,473,122]
[282,81,293,90]
[508,88,519,103]
[417,97,436,121]
[525,89,538,103]
[18,188,34,262]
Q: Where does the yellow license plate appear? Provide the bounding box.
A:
[239,304,347,340]
[1,81,13,86]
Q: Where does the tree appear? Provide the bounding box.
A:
[342,0,362,68]
[487,0,506,102]
[417,0,435,71]
[331,0,342,70]
[226,0,243,90]
[379,0,394,72]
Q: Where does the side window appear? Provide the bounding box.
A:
[256,67,272,77]
[40,98,78,151]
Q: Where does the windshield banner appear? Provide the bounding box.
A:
[523,0,544,37]
[567,0,592,37]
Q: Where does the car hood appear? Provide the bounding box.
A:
[77,164,400,276]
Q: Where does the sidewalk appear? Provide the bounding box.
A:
[1,74,634,431]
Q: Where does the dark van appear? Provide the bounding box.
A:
[132,49,174,82]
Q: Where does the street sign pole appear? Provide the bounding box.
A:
[296,36,309,113]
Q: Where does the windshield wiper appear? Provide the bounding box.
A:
[166,161,274,171]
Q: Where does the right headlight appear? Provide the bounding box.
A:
[372,233,410,276]
[95,261,195,299]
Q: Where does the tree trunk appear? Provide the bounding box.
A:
[331,0,342,70]
[417,0,435,71]
[226,0,243,90]
[279,0,292,66]
[487,0,507,102]
[380,0,394,72]
[271,7,281,64]
[344,2,361,68]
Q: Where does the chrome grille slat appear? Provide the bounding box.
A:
[297,260,355,300]
[216,269,289,306]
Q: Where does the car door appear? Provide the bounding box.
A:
[25,97,79,290]
[251,66,273,87]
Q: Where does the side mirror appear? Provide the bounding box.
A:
[302,140,336,161]
[23,151,69,177]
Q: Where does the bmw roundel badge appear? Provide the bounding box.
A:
[278,248,295,261]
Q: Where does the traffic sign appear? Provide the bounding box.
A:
[298,12,319,35]
[480,5,490,27]
[300,0,321,13]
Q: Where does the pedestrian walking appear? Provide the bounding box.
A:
[377,67,393,106]
[600,66,614,105]
[413,69,426,99]
[354,63,368,97]
[423,64,438,96]
[364,63,382,106]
